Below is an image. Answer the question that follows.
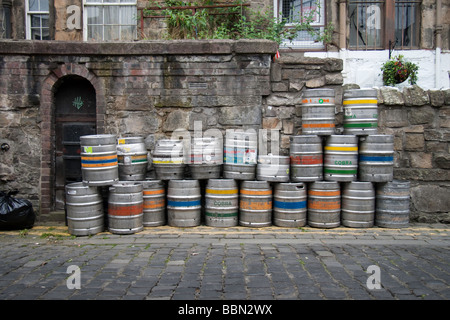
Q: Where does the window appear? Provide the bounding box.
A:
[395,1,420,49]
[83,0,137,41]
[275,0,326,50]
[26,0,50,40]
[348,0,420,50]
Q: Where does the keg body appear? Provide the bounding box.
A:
[189,136,223,180]
[359,135,394,182]
[307,181,340,228]
[376,180,410,228]
[152,139,185,180]
[108,183,144,235]
[223,130,257,180]
[290,135,323,182]
[301,89,336,135]
[205,179,238,227]
[65,182,104,236]
[341,181,375,228]
[80,134,119,186]
[141,180,166,227]
[273,182,307,227]
[117,137,148,181]
[167,180,201,227]
[324,135,358,182]
[257,154,290,182]
[239,181,272,227]
[343,89,378,135]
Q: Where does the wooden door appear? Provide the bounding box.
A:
[54,76,96,210]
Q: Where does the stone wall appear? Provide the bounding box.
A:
[0,40,448,223]
[377,86,450,223]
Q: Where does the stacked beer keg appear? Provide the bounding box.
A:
[65,134,157,236]
[65,88,411,236]
[296,88,410,229]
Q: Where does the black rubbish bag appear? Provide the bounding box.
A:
[0,191,35,230]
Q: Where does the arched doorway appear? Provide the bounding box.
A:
[53,75,97,210]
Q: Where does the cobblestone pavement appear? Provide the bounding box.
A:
[0,223,449,301]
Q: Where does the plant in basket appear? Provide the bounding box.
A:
[381,54,419,86]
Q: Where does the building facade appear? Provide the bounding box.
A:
[1,0,449,89]
[0,1,449,223]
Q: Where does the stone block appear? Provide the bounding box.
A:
[408,106,436,126]
[263,117,281,130]
[266,92,302,106]
[403,85,430,106]
[325,73,343,85]
[404,133,425,151]
[289,80,305,92]
[409,152,433,168]
[270,63,282,82]
[263,105,277,117]
[380,86,404,105]
[443,89,450,105]
[218,106,262,125]
[126,94,153,111]
[305,76,326,88]
[411,185,450,213]
[379,108,409,127]
[163,109,189,132]
[324,58,344,72]
[434,153,450,169]
[428,90,445,107]
[282,120,294,134]
[272,82,289,92]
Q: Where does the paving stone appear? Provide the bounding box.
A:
[0,223,449,302]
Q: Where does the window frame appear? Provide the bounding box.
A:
[274,0,327,51]
[348,0,421,51]
[25,0,50,40]
[82,0,138,42]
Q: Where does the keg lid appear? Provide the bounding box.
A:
[110,182,143,193]
[168,179,200,188]
[343,88,378,98]
[302,88,335,98]
[241,180,271,189]
[80,134,117,146]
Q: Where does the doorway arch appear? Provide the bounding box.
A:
[53,76,97,209]
[40,63,106,214]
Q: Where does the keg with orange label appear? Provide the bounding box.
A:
[239,181,272,227]
[301,89,336,135]
[307,181,340,228]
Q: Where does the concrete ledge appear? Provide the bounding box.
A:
[0,39,278,56]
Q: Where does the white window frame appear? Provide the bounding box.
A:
[82,0,137,42]
[274,0,326,50]
[25,0,50,40]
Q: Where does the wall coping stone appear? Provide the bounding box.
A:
[0,39,278,56]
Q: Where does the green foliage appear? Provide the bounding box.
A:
[381,55,419,86]
[144,0,334,46]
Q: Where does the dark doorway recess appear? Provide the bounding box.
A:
[53,76,97,210]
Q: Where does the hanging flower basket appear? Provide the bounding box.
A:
[381,55,419,86]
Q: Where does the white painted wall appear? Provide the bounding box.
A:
[305,49,450,90]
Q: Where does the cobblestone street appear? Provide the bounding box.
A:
[0,223,449,303]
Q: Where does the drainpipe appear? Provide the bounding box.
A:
[435,0,442,88]
[339,0,347,81]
